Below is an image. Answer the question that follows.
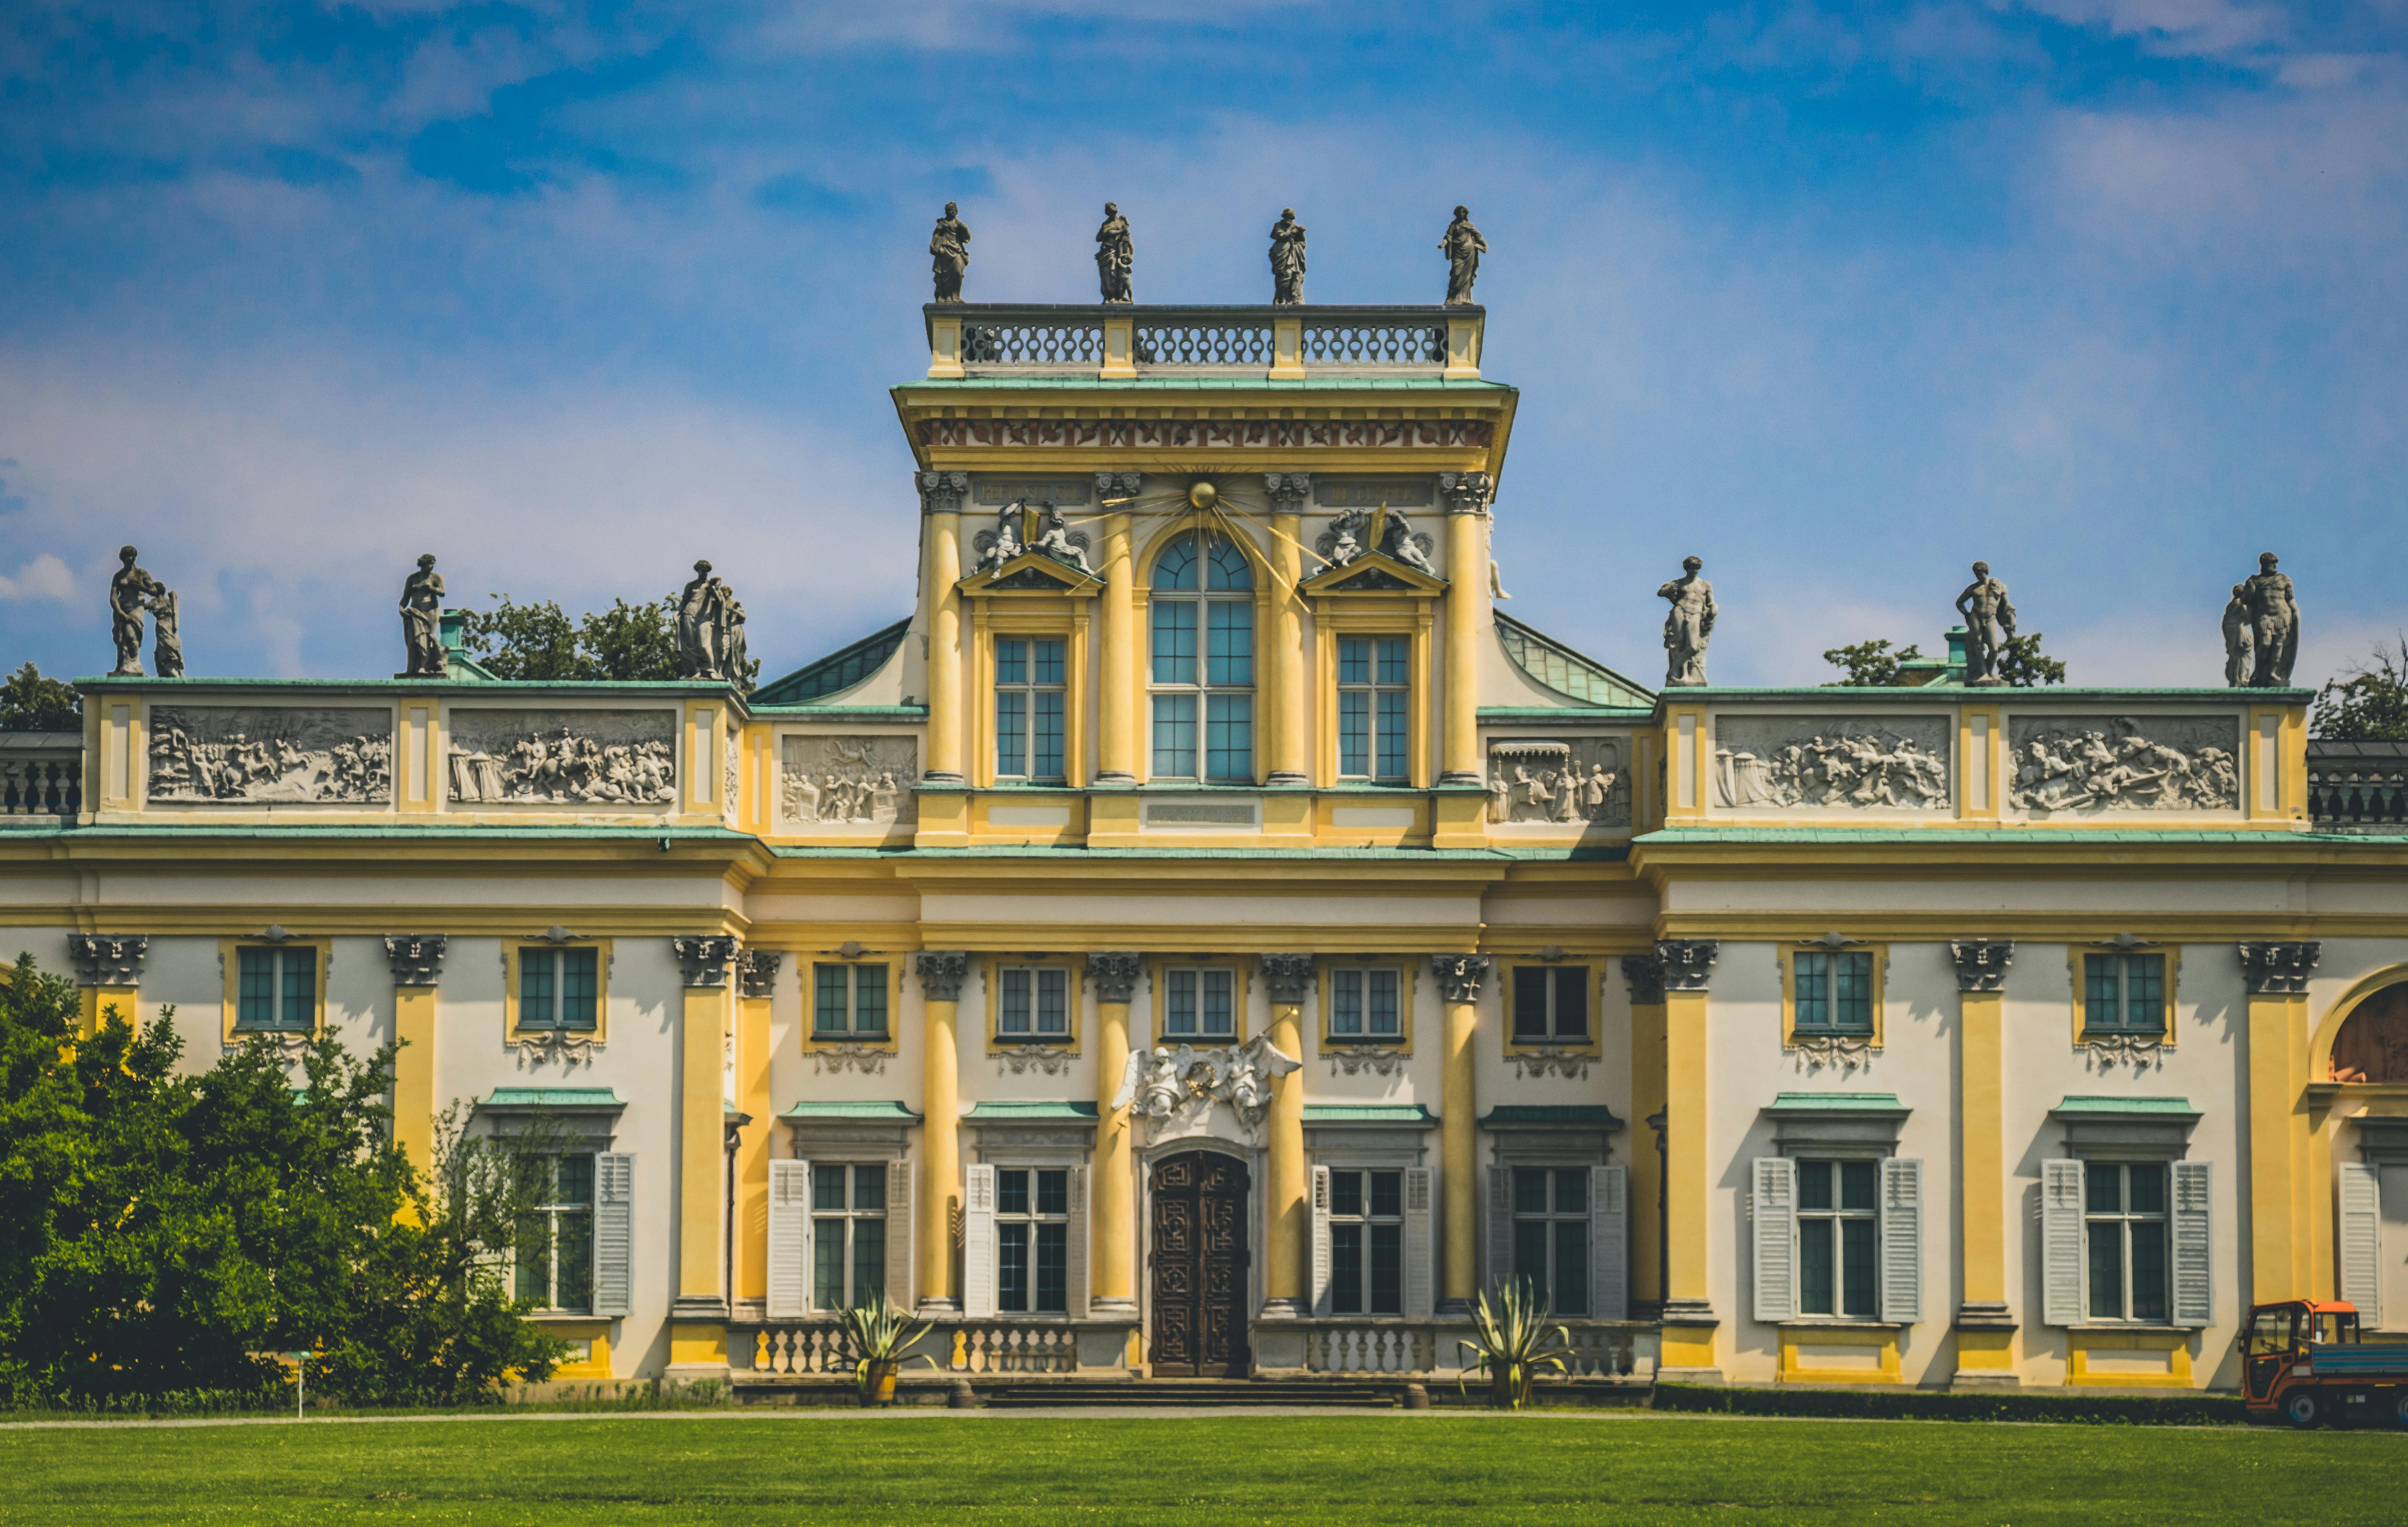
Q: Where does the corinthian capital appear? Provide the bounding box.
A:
[916,470,971,515]
[1262,472,1313,513]
[1437,472,1494,516]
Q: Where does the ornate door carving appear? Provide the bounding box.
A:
[1148,1150,1250,1377]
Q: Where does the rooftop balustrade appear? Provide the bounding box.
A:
[2307,740,2408,833]
[0,733,80,821]
[922,303,1485,383]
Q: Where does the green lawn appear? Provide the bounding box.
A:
[2,1411,2401,1526]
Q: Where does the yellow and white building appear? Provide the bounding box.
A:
[7,297,2408,1393]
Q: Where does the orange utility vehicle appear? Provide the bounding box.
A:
[2241,1300,2408,1427]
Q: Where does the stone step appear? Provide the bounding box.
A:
[980,1379,1401,1408]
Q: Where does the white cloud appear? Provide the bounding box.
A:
[0,554,76,603]
[2007,0,2286,58]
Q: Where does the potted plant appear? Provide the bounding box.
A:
[1457,1281,1573,1409]
[841,1291,937,1407]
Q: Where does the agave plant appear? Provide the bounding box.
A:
[839,1290,939,1398]
[1457,1280,1573,1409]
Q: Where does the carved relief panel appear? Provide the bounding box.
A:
[447,709,678,805]
[2006,716,2240,813]
[1712,716,1952,811]
[149,706,394,804]
[780,735,919,827]
[1485,738,1629,826]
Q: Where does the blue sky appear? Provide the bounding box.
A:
[2,0,2402,692]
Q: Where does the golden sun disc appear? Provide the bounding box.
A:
[1187,480,1218,510]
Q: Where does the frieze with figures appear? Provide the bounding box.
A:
[781,735,918,826]
[2007,716,2240,813]
[447,710,678,805]
[1487,738,1627,826]
[148,706,393,804]
[1713,717,1953,811]
[916,418,1494,452]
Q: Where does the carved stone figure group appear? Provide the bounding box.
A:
[2224,551,2300,688]
[785,769,903,824]
[1320,506,1435,575]
[148,708,392,803]
[1112,1034,1302,1132]
[976,501,1095,576]
[108,546,182,678]
[1487,746,1622,824]
[677,560,748,683]
[2009,719,2239,812]
[1658,556,1714,687]
[1715,728,1952,810]
[450,725,676,805]
[782,736,919,826]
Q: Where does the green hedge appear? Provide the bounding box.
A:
[1652,1382,2249,1426]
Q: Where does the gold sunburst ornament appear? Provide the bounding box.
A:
[1186,480,1219,510]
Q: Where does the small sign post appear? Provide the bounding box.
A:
[286,1352,309,1419]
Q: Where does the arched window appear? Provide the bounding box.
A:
[2332,983,2408,1083]
[1149,531,1255,781]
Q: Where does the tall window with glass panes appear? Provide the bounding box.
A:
[1337,636,1409,781]
[2085,1162,2169,1322]
[1162,965,1237,1041]
[1511,1167,1590,1316]
[2083,951,2166,1039]
[1795,1159,1878,1319]
[516,1154,595,1313]
[1329,1170,1403,1315]
[1328,966,1403,1043]
[1149,532,1254,782]
[813,963,889,1040]
[812,1164,886,1311]
[1793,949,1873,1036]
[998,964,1070,1042]
[995,637,1066,782]
[996,1168,1070,1314]
[235,945,315,1032]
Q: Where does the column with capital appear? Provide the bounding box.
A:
[2241,941,2321,1302]
[1089,952,1142,1320]
[1432,953,1490,1312]
[918,472,970,785]
[1260,954,1316,1316]
[1655,938,1720,1380]
[68,934,148,1040]
[916,951,970,1314]
[1095,472,1143,785]
[668,935,740,1382]
[1621,953,1668,1319]
[1948,939,2017,1389]
[384,935,448,1176]
[1264,474,1312,787]
[734,950,781,1313]
[1436,473,1493,786]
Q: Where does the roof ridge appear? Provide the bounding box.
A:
[1493,610,1657,709]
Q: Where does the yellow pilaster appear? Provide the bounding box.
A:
[1267,510,1307,787]
[1950,940,2017,1386]
[1435,955,1487,1308]
[1098,511,1137,784]
[1262,957,1314,1315]
[2244,948,2317,1303]
[392,985,438,1173]
[80,986,139,1039]
[917,953,967,1312]
[1091,955,1140,1319]
[668,938,736,1380]
[1625,961,1667,1314]
[1658,940,1720,1379]
[736,956,775,1307]
[923,486,965,783]
[1439,498,1486,784]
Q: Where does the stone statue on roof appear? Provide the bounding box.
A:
[2242,551,2299,688]
[108,545,165,677]
[399,554,447,679]
[1956,561,2017,687]
[1269,208,1306,305]
[1658,555,1714,687]
[1095,202,1133,305]
[930,201,971,303]
[1439,205,1487,305]
[2222,583,2253,687]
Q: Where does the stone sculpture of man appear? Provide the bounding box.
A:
[1439,205,1487,305]
[2221,582,2253,687]
[150,587,184,679]
[2243,551,2299,688]
[930,201,971,303]
[677,560,721,680]
[1095,202,1133,305]
[1377,505,1435,574]
[108,546,166,677]
[399,554,447,678]
[1955,560,2017,687]
[722,589,748,685]
[1269,208,1306,305]
[1033,504,1096,574]
[1658,555,1715,687]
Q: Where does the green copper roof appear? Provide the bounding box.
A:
[1303,1104,1436,1125]
[2051,1095,2199,1116]
[755,617,911,706]
[1480,1104,1625,1128]
[964,1101,1100,1121]
[1766,1092,1908,1113]
[896,377,1515,393]
[1494,612,1656,710]
[480,1088,625,1110]
[1638,828,2326,845]
[780,1100,922,1121]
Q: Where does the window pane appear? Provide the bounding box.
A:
[238,947,275,1028]
[854,1164,886,1212]
[1166,969,1196,1034]
[560,948,597,1030]
[1370,1173,1401,1218]
[1514,1167,1548,1215]
[2085,955,2121,1030]
[2130,1221,2169,1324]
[1150,600,1196,684]
[1555,1169,1587,1216]
[1552,968,1589,1039]
[1205,535,1252,590]
[1839,1161,1878,1213]
[1037,1221,1067,1312]
[2089,1220,2125,1320]
[999,1222,1029,1312]
[1794,952,1829,1031]
[1554,1223,1590,1316]
[1332,1223,1364,1313]
[1512,968,1550,1039]
[1033,691,1064,780]
[1001,968,1031,1033]
[1202,969,1234,1035]
[1204,693,1252,781]
[1375,691,1407,779]
[2127,955,2166,1034]
[557,1154,595,1206]
[1798,1160,1833,1213]
[1371,1222,1403,1315]
[813,1164,847,1212]
[1330,1170,1363,1218]
[556,1210,594,1313]
[2128,1164,2167,1216]
[813,1220,845,1309]
[815,965,850,1033]
[997,638,1026,686]
[853,967,888,1035]
[998,1169,1029,1218]
[1377,639,1409,685]
[1339,638,1368,685]
[996,690,1027,776]
[1151,694,1196,778]
[1037,1169,1067,1217]
[519,949,555,1030]
[279,949,315,1029]
[1840,1218,1877,1319]
[1034,640,1065,686]
[516,1213,550,1306]
[2085,1161,2122,1214]
[1037,969,1068,1035]
[1339,691,1369,777]
[1799,1217,1835,1316]
[1332,970,1362,1034]
[1206,602,1253,686]
[1153,536,1197,590]
[1369,970,1400,1037]
[853,1217,885,1305]
[1834,953,1872,1032]
[1513,1219,1550,1300]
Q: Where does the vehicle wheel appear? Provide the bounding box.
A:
[2284,1389,2321,1429]
[2394,1389,2408,1430]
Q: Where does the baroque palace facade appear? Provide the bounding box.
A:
[8,298,2408,1394]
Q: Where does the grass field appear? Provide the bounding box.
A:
[3,1410,2402,1525]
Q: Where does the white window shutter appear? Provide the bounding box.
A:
[1066,1165,1091,1320]
[1591,1164,1629,1322]
[1751,1156,1796,1324]
[1486,1164,1515,1295]
[1880,1158,1923,1324]
[1309,1166,1333,1317]
[2041,1157,2085,1327]
[2339,1162,2382,1325]
[885,1158,914,1310]
[1403,1167,1435,1320]
[2171,1160,2214,1329]
[962,1163,997,1319]
[593,1152,635,1318]
[767,1158,810,1319]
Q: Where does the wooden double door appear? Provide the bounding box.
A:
[1148,1151,1250,1377]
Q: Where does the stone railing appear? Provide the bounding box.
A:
[926,303,1481,383]
[1283,1318,1655,1380]
[2308,742,2408,833]
[0,734,81,819]
[734,1316,1130,1378]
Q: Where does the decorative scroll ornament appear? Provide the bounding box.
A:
[918,417,1494,453]
[1325,1048,1407,1078]
[1262,472,1312,513]
[1656,939,1718,992]
[1089,952,1142,1004]
[811,1043,890,1076]
[1789,1030,1873,1076]
[1949,939,2013,994]
[915,470,971,514]
[1430,953,1491,1005]
[516,1029,600,1066]
[2081,1030,2165,1069]
[236,1029,317,1061]
[384,935,448,987]
[996,1046,1075,1077]
[1511,1049,1592,1080]
[2239,941,2321,995]
[738,949,783,1000]
[68,933,150,987]
[1437,471,1494,516]
[916,951,970,1003]
[672,935,739,989]
[1095,470,1144,503]
[1112,1035,1302,1132]
[1260,954,1317,1004]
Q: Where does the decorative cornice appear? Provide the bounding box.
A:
[915,470,971,515]
[2238,941,2320,995]
[1656,939,1718,993]
[1089,951,1142,1004]
[383,934,448,987]
[915,418,1494,452]
[1621,954,1666,1007]
[1261,953,1318,1003]
[1437,470,1495,516]
[916,950,970,1003]
[1949,939,2014,994]
[1262,472,1313,513]
[1431,953,1491,1005]
[738,949,783,1001]
[671,935,739,989]
[67,933,148,988]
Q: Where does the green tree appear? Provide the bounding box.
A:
[578,597,681,682]
[0,662,80,731]
[2314,639,2408,741]
[1998,632,2067,688]
[454,592,755,694]
[1821,640,1924,687]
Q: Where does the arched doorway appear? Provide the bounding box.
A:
[2330,983,2408,1082]
[1148,1150,1249,1377]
